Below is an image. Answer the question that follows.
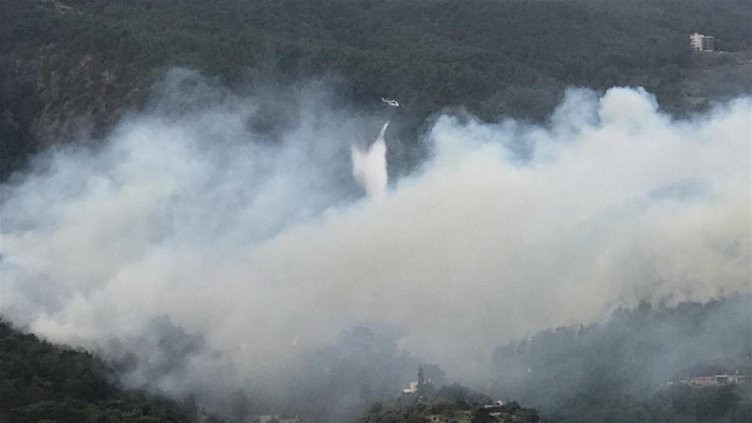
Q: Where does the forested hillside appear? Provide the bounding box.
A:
[357,383,540,422]
[0,319,223,422]
[2,3,751,421]
[2,0,751,178]
[490,294,752,422]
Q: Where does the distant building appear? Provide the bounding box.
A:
[250,414,299,423]
[670,373,748,387]
[403,381,419,394]
[402,367,433,394]
[690,33,715,52]
[483,400,506,410]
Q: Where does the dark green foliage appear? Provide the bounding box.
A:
[1,0,751,179]
[358,382,540,422]
[435,383,489,410]
[35,0,748,115]
[0,318,203,422]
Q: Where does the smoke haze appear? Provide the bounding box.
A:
[1,70,750,416]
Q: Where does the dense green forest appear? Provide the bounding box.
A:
[2,0,752,178]
[0,319,220,422]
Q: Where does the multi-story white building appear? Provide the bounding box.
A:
[690,33,715,52]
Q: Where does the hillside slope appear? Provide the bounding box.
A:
[2,0,752,179]
[0,319,220,422]
[357,383,540,423]
[491,294,752,421]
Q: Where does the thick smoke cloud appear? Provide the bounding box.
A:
[1,71,750,415]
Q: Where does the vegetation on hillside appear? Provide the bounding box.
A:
[357,383,540,423]
[549,383,752,423]
[0,318,218,422]
[491,294,752,422]
[1,3,751,420]
[2,0,752,178]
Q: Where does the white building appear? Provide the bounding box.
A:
[403,381,419,394]
[690,33,715,52]
[671,373,748,387]
[251,415,299,423]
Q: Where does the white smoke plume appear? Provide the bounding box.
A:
[0,72,750,413]
[351,121,389,196]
